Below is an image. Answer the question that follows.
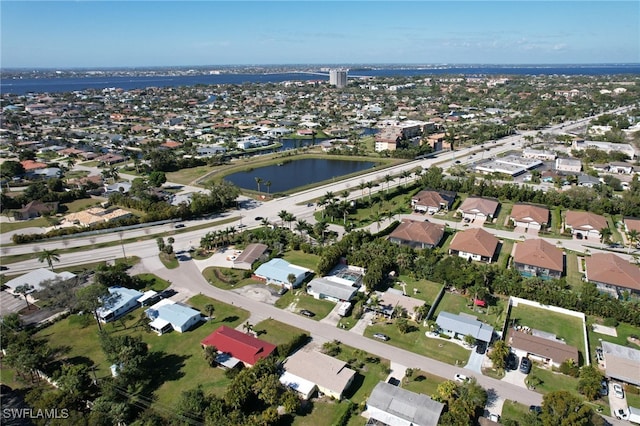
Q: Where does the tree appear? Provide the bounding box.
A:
[37,248,60,271]
[599,227,612,245]
[396,317,410,334]
[577,365,604,401]
[287,273,297,288]
[488,339,510,370]
[242,321,254,335]
[14,284,34,309]
[147,171,167,187]
[254,177,262,193]
[76,284,118,332]
[204,345,218,367]
[463,334,476,347]
[264,180,272,195]
[627,229,639,254]
[540,390,599,426]
[205,303,215,319]
[0,160,25,180]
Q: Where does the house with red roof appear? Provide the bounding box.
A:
[20,159,48,171]
[201,325,276,368]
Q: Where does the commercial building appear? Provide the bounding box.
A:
[329,69,348,88]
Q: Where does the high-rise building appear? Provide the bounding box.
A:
[329,69,348,88]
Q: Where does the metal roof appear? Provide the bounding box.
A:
[436,311,494,343]
[367,381,444,426]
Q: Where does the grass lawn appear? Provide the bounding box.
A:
[202,267,256,290]
[277,289,336,320]
[552,208,563,233]
[293,399,352,426]
[393,275,442,304]
[333,343,391,404]
[565,251,584,289]
[135,273,171,292]
[490,202,513,230]
[365,320,471,366]
[528,365,579,396]
[510,304,585,363]
[501,400,536,425]
[498,240,514,268]
[0,217,48,234]
[166,165,214,186]
[281,250,320,272]
[626,390,640,408]
[159,252,179,269]
[434,292,507,330]
[253,318,308,347]
[34,294,249,409]
[401,370,446,397]
[61,197,106,213]
[607,215,623,243]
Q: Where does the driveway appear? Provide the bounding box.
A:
[464,349,485,373]
[502,368,527,388]
[320,302,342,327]
[232,284,279,305]
[608,382,628,420]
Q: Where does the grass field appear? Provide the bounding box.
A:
[282,250,320,271]
[275,288,336,320]
[498,240,514,268]
[434,292,508,330]
[166,165,214,185]
[293,399,353,426]
[135,273,171,292]
[401,370,446,397]
[565,251,584,289]
[528,365,580,395]
[394,275,443,304]
[202,267,256,290]
[501,400,537,425]
[34,294,250,408]
[587,320,640,362]
[158,252,179,269]
[510,304,585,362]
[253,318,308,347]
[365,320,471,366]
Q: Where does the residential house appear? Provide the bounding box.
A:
[5,268,76,292]
[64,207,133,227]
[366,381,444,426]
[281,350,356,400]
[388,220,444,249]
[510,203,549,231]
[601,341,640,386]
[232,243,269,270]
[449,228,499,263]
[411,189,456,214]
[609,162,634,174]
[253,258,310,289]
[306,277,358,303]
[104,181,132,195]
[564,211,608,240]
[555,158,582,173]
[97,287,144,323]
[201,325,276,368]
[12,200,59,220]
[624,217,640,239]
[513,239,564,280]
[435,311,494,344]
[507,329,579,368]
[578,174,601,188]
[585,253,640,298]
[457,197,499,221]
[145,299,202,335]
[95,153,125,165]
[20,159,48,172]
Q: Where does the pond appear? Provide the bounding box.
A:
[225,158,377,193]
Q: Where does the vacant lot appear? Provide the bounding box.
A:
[275,288,336,320]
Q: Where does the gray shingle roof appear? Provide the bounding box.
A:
[436,311,494,343]
[367,381,443,426]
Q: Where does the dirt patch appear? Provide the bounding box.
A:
[628,336,640,347]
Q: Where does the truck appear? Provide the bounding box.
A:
[337,302,352,317]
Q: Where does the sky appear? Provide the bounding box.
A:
[1,1,639,68]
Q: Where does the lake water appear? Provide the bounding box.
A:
[225,158,377,193]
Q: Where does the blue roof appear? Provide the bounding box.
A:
[155,303,200,328]
[99,286,143,314]
[254,258,308,285]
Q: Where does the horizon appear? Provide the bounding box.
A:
[1,1,638,68]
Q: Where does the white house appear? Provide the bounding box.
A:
[97,287,144,323]
[4,269,77,293]
[367,381,444,426]
[145,299,202,335]
[253,258,311,289]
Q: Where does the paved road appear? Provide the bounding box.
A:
[139,256,545,407]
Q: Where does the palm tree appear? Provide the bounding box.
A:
[314,220,329,244]
[205,304,215,319]
[370,210,383,231]
[242,321,254,335]
[15,284,34,309]
[38,248,60,271]
[599,227,613,245]
[295,219,309,238]
[383,174,393,193]
[287,273,297,288]
[340,189,350,200]
[264,180,272,195]
[254,177,263,193]
[365,181,374,204]
[401,169,411,187]
[627,229,639,254]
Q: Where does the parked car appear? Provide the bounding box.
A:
[475,341,487,354]
[277,287,288,296]
[488,413,500,422]
[387,377,400,386]
[254,216,264,221]
[529,405,542,414]
[616,409,629,420]
[613,383,624,399]
[600,380,608,396]
[519,357,532,374]
[507,353,519,370]
[299,309,315,317]
[373,333,390,341]
[454,374,469,383]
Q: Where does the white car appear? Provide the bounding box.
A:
[613,383,624,399]
[488,413,500,422]
[454,374,469,383]
[616,408,629,420]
